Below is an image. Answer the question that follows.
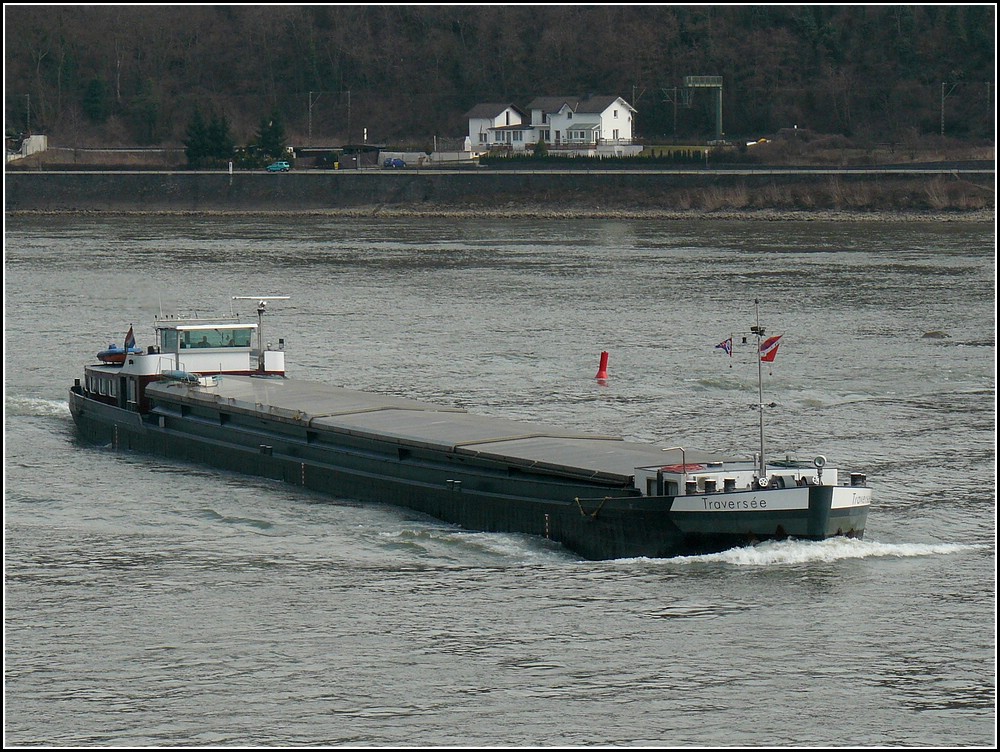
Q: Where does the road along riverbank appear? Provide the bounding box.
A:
[5,168,994,218]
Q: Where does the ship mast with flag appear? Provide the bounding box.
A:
[750,300,781,480]
[716,300,783,483]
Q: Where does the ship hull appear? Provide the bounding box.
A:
[69,384,868,561]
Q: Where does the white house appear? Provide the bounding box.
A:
[527,95,636,147]
[6,133,48,162]
[465,95,639,155]
[463,103,529,151]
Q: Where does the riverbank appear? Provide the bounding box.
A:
[5,169,994,218]
[6,207,995,222]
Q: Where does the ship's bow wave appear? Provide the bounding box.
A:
[623,537,987,566]
[7,396,71,419]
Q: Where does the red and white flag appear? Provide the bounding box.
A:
[759,334,782,363]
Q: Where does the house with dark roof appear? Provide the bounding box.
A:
[464,95,639,155]
[464,103,529,151]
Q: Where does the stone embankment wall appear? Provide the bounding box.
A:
[5,169,994,214]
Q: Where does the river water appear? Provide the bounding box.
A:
[4,215,995,746]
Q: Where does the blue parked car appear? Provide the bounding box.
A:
[266,161,291,172]
[382,158,406,169]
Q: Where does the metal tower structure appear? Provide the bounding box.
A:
[684,76,724,141]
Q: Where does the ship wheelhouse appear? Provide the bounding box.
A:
[77,316,285,415]
[155,321,260,373]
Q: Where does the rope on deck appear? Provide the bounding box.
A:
[575,496,611,519]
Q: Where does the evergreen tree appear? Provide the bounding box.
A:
[256,110,287,160]
[129,79,161,145]
[183,109,210,167]
[207,113,235,161]
[82,78,110,123]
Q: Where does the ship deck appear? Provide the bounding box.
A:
[147,376,729,484]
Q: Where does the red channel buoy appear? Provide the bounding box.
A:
[595,351,609,381]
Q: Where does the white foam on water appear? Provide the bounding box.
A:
[665,536,988,567]
[377,526,571,563]
[6,395,71,418]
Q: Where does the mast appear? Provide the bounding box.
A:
[750,299,767,479]
[232,296,289,372]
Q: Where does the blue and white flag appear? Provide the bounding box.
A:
[715,337,733,356]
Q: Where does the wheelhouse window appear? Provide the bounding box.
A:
[171,327,254,349]
[161,329,179,352]
[228,328,253,347]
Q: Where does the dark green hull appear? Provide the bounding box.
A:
[69,378,868,560]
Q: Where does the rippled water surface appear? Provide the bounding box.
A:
[4,215,995,746]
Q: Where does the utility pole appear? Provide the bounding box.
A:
[661,86,686,137]
[308,90,353,144]
[345,90,351,144]
[308,91,324,143]
[25,93,30,132]
[940,82,958,137]
[941,81,993,137]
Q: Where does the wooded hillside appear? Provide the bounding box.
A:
[5,5,995,148]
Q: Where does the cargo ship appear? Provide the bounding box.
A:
[68,297,870,560]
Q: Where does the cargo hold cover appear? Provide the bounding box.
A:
[148,376,727,483]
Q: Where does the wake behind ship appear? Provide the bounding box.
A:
[69,298,870,560]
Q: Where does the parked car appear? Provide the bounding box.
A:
[382,158,406,169]
[266,161,291,172]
